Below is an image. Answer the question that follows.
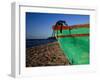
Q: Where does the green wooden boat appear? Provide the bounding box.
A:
[52,20,89,65]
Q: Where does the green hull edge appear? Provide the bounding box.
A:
[55,27,89,65]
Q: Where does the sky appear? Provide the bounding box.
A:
[26,12,89,39]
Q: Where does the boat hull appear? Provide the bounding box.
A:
[53,25,89,64]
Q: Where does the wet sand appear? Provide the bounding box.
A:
[26,41,70,67]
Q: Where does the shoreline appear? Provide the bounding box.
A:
[26,41,70,67]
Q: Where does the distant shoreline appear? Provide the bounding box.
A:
[26,38,57,48]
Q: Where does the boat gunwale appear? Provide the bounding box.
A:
[53,24,89,30]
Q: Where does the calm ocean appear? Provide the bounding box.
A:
[26,38,57,48]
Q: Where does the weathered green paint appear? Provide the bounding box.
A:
[54,27,89,65]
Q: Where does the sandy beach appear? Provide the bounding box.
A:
[26,41,70,67]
